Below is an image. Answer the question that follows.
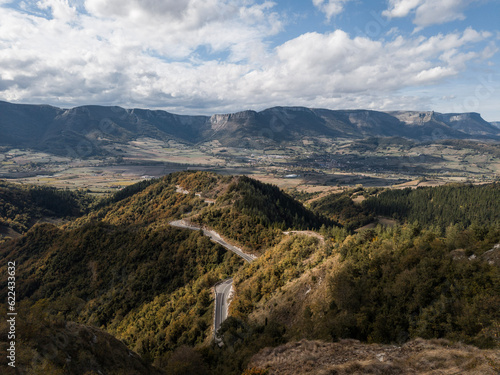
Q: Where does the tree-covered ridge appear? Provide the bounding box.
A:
[173,170,233,197]
[96,177,160,207]
[192,176,329,251]
[71,177,207,229]
[0,222,242,320]
[231,177,326,229]
[70,171,326,253]
[308,188,375,231]
[95,170,224,211]
[110,274,219,361]
[227,223,500,354]
[0,180,94,238]
[231,234,328,318]
[363,183,500,228]
[310,183,500,231]
[0,221,242,366]
[0,173,499,374]
[329,223,500,347]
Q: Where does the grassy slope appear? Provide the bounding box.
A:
[247,338,500,375]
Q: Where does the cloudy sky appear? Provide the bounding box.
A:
[0,0,499,120]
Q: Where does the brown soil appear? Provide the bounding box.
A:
[247,338,500,374]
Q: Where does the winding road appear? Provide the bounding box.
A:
[171,187,323,340]
[169,220,257,262]
[169,219,256,338]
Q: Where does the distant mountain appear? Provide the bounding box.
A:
[201,107,499,146]
[0,101,498,157]
[0,101,210,156]
[492,121,500,129]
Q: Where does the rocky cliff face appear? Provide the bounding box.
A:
[209,110,257,131]
[0,100,498,157]
[436,112,499,135]
[389,111,436,125]
[388,110,499,134]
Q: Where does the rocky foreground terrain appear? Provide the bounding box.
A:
[247,338,500,374]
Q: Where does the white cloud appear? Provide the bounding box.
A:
[84,0,190,20]
[268,28,491,96]
[32,0,282,62]
[37,0,77,21]
[383,0,473,28]
[312,0,351,20]
[383,0,423,18]
[0,1,496,115]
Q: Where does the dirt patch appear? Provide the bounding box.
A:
[283,231,324,244]
[0,225,21,239]
[482,244,500,266]
[248,338,500,375]
[352,194,366,204]
[355,217,397,232]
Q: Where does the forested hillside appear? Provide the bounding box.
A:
[0,181,94,241]
[202,220,499,374]
[0,173,499,374]
[308,188,374,230]
[310,183,500,231]
[0,171,325,372]
[76,171,327,252]
[191,176,329,251]
[363,183,500,228]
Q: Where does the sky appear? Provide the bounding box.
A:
[0,0,499,120]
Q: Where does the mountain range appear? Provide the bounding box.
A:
[0,101,498,157]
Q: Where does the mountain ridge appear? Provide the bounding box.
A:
[1,100,498,157]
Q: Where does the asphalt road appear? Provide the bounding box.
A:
[169,220,256,262]
[214,278,233,339]
[169,219,257,339]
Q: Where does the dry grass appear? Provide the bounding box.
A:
[244,252,340,336]
[247,338,500,375]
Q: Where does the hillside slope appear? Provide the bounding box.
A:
[309,183,500,230]
[247,338,500,375]
[0,180,94,241]
[0,311,164,375]
[0,171,324,371]
[0,173,498,374]
[77,171,327,252]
